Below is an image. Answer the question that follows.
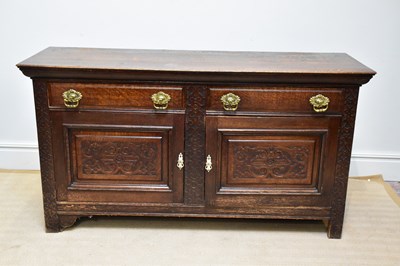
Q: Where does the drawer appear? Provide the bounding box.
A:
[48,82,184,110]
[208,87,344,113]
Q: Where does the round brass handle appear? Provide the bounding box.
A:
[62,89,82,108]
[151,91,171,110]
[221,93,241,111]
[309,94,330,113]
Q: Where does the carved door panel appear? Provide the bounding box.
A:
[205,116,340,208]
[51,111,184,204]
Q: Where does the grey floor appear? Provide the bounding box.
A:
[387,181,400,196]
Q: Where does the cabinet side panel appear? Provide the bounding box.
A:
[33,79,60,232]
[328,87,359,238]
[184,87,206,204]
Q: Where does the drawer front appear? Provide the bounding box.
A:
[208,87,344,113]
[49,82,184,110]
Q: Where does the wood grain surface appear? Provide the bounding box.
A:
[18,47,375,74]
[17,47,375,84]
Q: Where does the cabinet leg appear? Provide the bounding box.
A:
[44,214,79,232]
[59,215,79,231]
[327,219,343,239]
[44,213,61,233]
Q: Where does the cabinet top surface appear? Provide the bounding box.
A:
[18,47,375,74]
[17,47,375,84]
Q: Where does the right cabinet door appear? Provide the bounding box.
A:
[205,115,341,213]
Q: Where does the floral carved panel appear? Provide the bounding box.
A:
[74,133,164,182]
[224,138,320,187]
[80,140,159,177]
[232,145,310,180]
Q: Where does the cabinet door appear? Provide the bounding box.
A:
[50,111,184,204]
[205,116,340,209]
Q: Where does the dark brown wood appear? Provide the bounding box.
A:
[33,79,61,232]
[224,136,319,185]
[59,215,79,231]
[205,116,340,207]
[184,86,207,205]
[18,47,375,75]
[18,47,375,84]
[50,111,185,204]
[18,48,375,238]
[74,131,163,182]
[48,82,184,110]
[328,87,360,238]
[208,87,344,113]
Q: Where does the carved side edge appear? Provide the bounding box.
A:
[33,79,61,232]
[328,87,360,239]
[184,87,207,205]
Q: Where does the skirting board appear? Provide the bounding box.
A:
[349,154,400,181]
[0,144,399,181]
[0,144,39,170]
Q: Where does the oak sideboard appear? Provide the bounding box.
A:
[18,47,375,238]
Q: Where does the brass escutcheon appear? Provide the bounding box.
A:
[177,153,184,170]
[205,155,212,172]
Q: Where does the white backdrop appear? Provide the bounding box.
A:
[1,0,399,180]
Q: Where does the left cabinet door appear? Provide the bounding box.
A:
[50,111,185,204]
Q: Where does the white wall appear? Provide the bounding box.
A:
[1,0,399,180]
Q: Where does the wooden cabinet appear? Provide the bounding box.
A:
[17,47,375,238]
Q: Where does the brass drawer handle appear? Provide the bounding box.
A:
[177,153,184,170]
[151,91,171,110]
[309,94,330,113]
[221,93,241,111]
[205,155,212,172]
[62,89,82,108]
